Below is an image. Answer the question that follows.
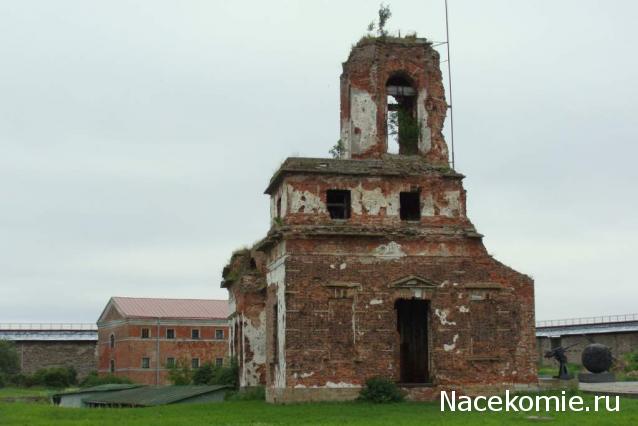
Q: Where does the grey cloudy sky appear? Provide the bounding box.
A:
[1,0,636,323]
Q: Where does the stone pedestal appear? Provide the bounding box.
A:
[578,372,616,383]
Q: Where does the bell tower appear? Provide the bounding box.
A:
[340,38,449,165]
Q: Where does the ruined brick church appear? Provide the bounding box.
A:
[222,36,536,403]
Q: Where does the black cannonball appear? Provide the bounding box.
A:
[581,343,612,374]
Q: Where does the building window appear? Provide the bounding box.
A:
[109,334,115,348]
[141,328,150,339]
[215,358,223,367]
[141,357,150,369]
[191,358,200,369]
[326,190,351,219]
[166,357,175,368]
[400,191,421,221]
[166,329,175,339]
[276,197,282,218]
[109,359,115,373]
[191,329,200,340]
[215,329,224,340]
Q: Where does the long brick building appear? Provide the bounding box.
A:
[223,36,536,402]
[97,297,229,385]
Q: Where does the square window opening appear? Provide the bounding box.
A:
[166,329,175,339]
[141,357,150,369]
[400,191,421,221]
[326,190,351,219]
[141,328,150,339]
[191,329,200,340]
[215,329,224,340]
[191,358,200,369]
[215,358,223,367]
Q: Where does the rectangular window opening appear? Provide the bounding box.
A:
[326,190,351,219]
[166,329,175,339]
[191,329,200,340]
[141,328,150,339]
[191,358,200,369]
[141,357,150,369]
[400,191,421,221]
[109,359,115,373]
[215,329,224,340]
[215,358,223,368]
[166,357,175,368]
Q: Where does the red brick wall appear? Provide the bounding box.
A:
[98,322,228,385]
[263,236,536,400]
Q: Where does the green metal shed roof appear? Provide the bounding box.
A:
[83,385,231,407]
[53,384,142,397]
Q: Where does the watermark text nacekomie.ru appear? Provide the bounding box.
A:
[441,390,620,412]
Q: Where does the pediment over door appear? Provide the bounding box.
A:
[388,275,440,289]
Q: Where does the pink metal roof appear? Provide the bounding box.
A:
[111,297,228,320]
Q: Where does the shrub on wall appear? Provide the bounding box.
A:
[624,351,638,372]
[0,341,20,379]
[168,359,192,385]
[192,363,215,385]
[80,371,132,387]
[28,367,77,388]
[191,358,238,387]
[358,377,405,403]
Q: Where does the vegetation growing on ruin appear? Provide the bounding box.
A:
[357,4,428,47]
[329,139,346,159]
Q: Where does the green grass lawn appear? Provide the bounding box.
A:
[537,363,582,378]
[0,386,54,399]
[1,392,638,425]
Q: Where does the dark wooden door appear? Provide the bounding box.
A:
[396,299,429,383]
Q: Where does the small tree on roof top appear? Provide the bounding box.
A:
[377,4,392,37]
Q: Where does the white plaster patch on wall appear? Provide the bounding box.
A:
[270,185,288,220]
[459,305,469,313]
[280,183,288,217]
[421,193,435,216]
[443,334,459,352]
[326,381,359,388]
[294,384,307,388]
[340,118,352,159]
[350,185,399,216]
[339,262,347,270]
[228,292,236,315]
[417,88,432,154]
[439,190,461,217]
[241,309,266,387]
[373,241,406,260]
[348,88,378,155]
[287,184,326,214]
[267,257,287,389]
[369,299,383,305]
[293,371,314,379]
[435,308,456,326]
[412,288,423,298]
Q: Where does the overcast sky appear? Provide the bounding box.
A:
[1,0,636,323]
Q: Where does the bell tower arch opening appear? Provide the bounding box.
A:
[386,73,418,155]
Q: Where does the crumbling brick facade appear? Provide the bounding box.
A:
[223,37,536,403]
